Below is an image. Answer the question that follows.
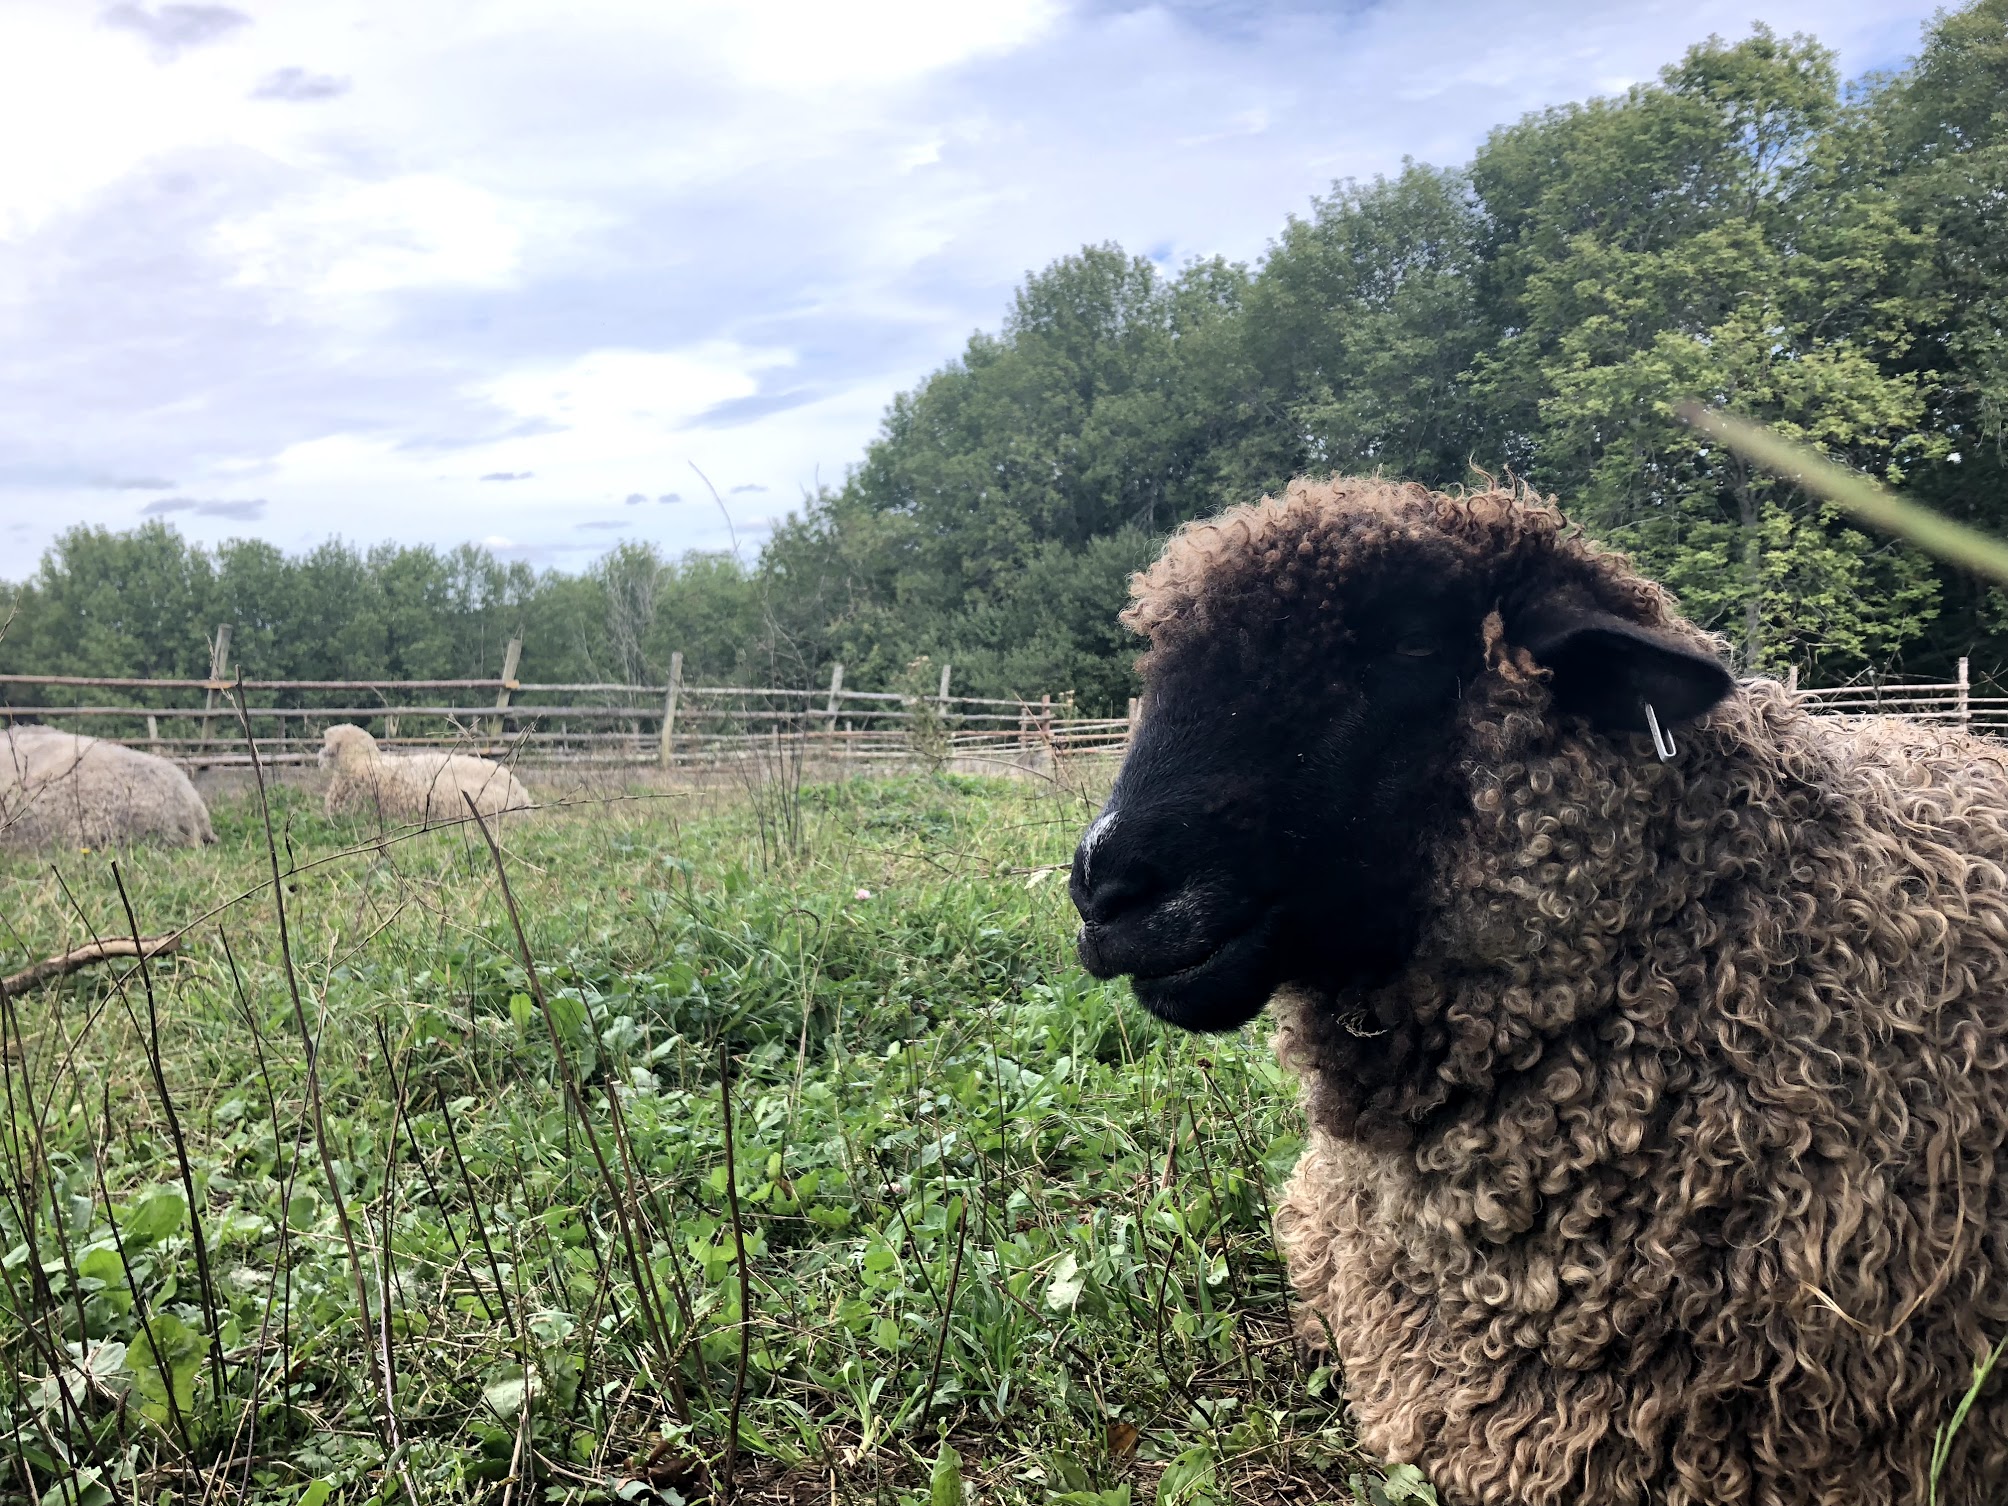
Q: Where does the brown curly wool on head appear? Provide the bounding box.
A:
[1072,475,2008,1506]
[1121,476,1691,683]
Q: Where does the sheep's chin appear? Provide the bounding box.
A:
[1126,917,1280,1033]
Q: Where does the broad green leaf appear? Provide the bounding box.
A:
[482,1368,535,1421]
[1044,1252,1085,1311]
[83,1340,128,1379]
[76,1245,126,1286]
[129,1312,209,1428]
[929,1442,964,1506]
[121,1189,186,1247]
[1047,1453,1094,1492]
[1379,1464,1439,1504]
[1155,1444,1217,1506]
[40,1467,113,1506]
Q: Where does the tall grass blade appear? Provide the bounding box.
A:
[1678,404,2008,584]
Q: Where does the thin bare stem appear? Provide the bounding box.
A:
[459,794,685,1394]
[918,1194,968,1434]
[213,927,304,1506]
[87,1082,197,1459]
[1678,403,2008,584]
[436,1090,517,1334]
[717,1042,751,1500]
[111,863,228,1407]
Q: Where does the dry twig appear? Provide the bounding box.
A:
[0,933,180,996]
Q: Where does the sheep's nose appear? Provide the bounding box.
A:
[1069,808,1166,929]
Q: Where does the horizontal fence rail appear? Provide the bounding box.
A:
[1,640,2000,772]
[1786,658,2008,732]
[0,638,1131,771]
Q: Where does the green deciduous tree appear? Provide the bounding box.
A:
[1471,27,1942,673]
[1236,162,1494,493]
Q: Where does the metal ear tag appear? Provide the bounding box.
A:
[1643,702,1676,762]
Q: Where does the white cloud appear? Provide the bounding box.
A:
[102,4,252,62]
[214,175,566,295]
[250,66,352,102]
[690,0,1064,88]
[481,344,795,446]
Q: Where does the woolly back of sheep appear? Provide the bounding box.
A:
[0,727,215,851]
[1122,477,1698,673]
[319,723,532,825]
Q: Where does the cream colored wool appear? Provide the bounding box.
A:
[0,726,214,850]
[1130,479,2008,1506]
[319,724,531,825]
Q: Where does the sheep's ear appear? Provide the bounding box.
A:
[1515,603,1732,735]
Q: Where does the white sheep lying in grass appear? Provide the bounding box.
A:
[319,724,532,826]
[0,726,215,851]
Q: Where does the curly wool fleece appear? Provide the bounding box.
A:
[1144,481,2008,1505]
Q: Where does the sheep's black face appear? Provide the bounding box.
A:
[1072,576,1481,1032]
[1073,487,1736,1038]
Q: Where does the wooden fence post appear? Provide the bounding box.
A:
[199,624,232,763]
[1787,665,1799,694]
[146,714,160,752]
[1959,656,1971,732]
[659,651,683,770]
[488,638,522,739]
[937,662,952,706]
[825,662,844,738]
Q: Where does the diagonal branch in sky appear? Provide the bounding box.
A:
[1677,403,2008,586]
[688,461,742,564]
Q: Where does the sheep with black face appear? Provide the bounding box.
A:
[1072,477,2008,1506]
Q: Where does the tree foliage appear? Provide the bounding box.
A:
[0,528,767,707]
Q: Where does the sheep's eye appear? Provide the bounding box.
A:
[1394,637,1437,658]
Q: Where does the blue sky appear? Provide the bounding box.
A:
[0,0,1944,577]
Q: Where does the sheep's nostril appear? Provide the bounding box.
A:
[1069,856,1165,929]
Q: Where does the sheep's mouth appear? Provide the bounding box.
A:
[1124,914,1281,1033]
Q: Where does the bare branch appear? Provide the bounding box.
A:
[1,934,180,996]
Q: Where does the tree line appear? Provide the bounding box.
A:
[0,528,771,700]
[4,4,2003,715]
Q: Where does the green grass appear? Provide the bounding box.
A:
[0,769,1386,1504]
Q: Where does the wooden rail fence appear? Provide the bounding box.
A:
[1785,658,2008,734]
[0,639,1133,770]
[2,641,2001,772]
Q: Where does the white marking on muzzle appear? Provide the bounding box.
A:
[1080,808,1119,887]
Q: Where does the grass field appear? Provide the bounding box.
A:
[0,766,1403,1505]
